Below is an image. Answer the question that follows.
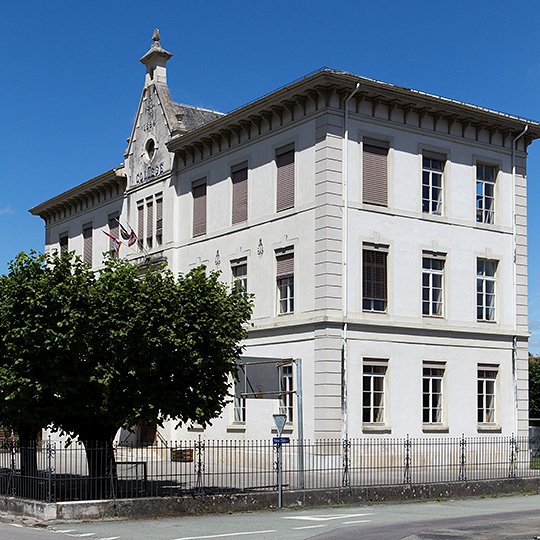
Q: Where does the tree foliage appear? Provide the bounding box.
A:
[0,251,253,443]
[530,355,540,419]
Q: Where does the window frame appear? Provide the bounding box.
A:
[422,365,444,424]
[476,163,496,225]
[276,144,295,212]
[362,362,387,424]
[362,138,389,207]
[422,153,445,215]
[59,232,69,254]
[276,247,294,315]
[192,179,207,237]
[231,257,248,293]
[477,258,497,322]
[279,364,294,423]
[477,367,498,424]
[82,223,93,266]
[231,162,248,225]
[362,244,388,313]
[422,253,445,317]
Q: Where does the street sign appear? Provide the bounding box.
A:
[273,413,287,436]
[273,437,290,445]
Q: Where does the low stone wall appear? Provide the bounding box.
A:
[2,477,540,522]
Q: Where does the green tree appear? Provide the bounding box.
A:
[530,355,540,419]
[0,251,252,496]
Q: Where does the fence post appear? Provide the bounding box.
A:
[403,435,411,484]
[195,435,205,494]
[8,439,16,497]
[342,438,350,487]
[46,437,56,503]
[459,433,467,481]
[509,434,517,478]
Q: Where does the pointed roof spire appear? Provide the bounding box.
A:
[140,29,173,86]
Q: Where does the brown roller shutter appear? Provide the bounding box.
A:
[156,197,163,245]
[193,180,207,237]
[363,249,387,301]
[83,225,92,265]
[363,141,388,206]
[232,165,248,224]
[108,214,119,255]
[276,147,294,212]
[137,204,144,250]
[146,200,153,248]
[276,248,294,277]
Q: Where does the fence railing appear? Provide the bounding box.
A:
[1,435,539,502]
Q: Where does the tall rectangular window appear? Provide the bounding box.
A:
[156,197,163,246]
[279,364,294,422]
[476,164,495,224]
[276,247,294,314]
[231,258,247,293]
[108,213,120,258]
[422,154,444,215]
[363,138,388,206]
[233,380,246,424]
[478,367,497,423]
[193,179,207,237]
[137,202,144,250]
[59,232,68,254]
[422,254,445,316]
[232,163,248,224]
[423,366,444,424]
[477,259,497,321]
[146,198,154,249]
[363,245,388,312]
[276,145,295,212]
[83,224,93,266]
[363,363,386,423]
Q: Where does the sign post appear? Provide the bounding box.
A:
[273,414,287,508]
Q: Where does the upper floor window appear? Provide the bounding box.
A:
[422,153,444,215]
[59,232,68,254]
[422,253,445,317]
[192,179,207,237]
[137,194,164,251]
[477,259,497,322]
[276,145,295,212]
[276,247,294,314]
[362,244,388,312]
[231,257,247,293]
[82,224,93,266]
[363,138,388,207]
[232,163,248,224]
[476,164,496,224]
[108,213,120,258]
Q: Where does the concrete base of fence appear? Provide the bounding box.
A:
[3,477,540,522]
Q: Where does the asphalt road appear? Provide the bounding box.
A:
[2,494,540,540]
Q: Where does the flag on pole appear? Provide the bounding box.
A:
[119,222,130,241]
[117,219,138,248]
[103,231,122,254]
[127,230,137,247]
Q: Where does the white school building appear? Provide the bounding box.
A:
[31,31,540,443]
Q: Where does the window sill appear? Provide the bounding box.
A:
[422,424,449,433]
[362,309,388,315]
[227,424,246,433]
[477,319,497,324]
[477,424,502,433]
[187,425,204,433]
[362,425,391,434]
[271,425,294,435]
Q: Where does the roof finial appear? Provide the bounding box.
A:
[152,28,161,45]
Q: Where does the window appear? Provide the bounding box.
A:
[279,364,294,422]
[363,363,386,423]
[232,163,248,224]
[276,248,294,314]
[231,258,247,293]
[423,365,444,424]
[363,138,388,206]
[477,259,496,321]
[362,245,387,312]
[193,179,207,237]
[59,232,68,254]
[233,380,246,424]
[83,224,92,266]
[478,368,497,423]
[422,154,444,215]
[136,194,163,250]
[476,164,495,224]
[108,213,120,258]
[422,254,444,316]
[276,145,294,212]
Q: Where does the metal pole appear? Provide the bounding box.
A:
[277,443,283,508]
[295,358,305,489]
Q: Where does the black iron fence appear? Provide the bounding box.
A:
[1,435,539,502]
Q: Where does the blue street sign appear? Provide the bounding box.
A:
[273,437,290,444]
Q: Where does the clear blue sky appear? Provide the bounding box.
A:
[2,0,540,349]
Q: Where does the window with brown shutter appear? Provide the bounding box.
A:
[146,199,153,249]
[363,139,388,206]
[362,246,388,312]
[193,180,207,237]
[276,145,295,212]
[232,164,248,224]
[276,247,294,314]
[108,213,119,258]
[83,224,92,266]
[156,197,163,246]
[59,232,68,254]
[137,203,144,250]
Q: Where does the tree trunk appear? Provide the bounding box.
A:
[81,438,117,500]
[17,427,39,499]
